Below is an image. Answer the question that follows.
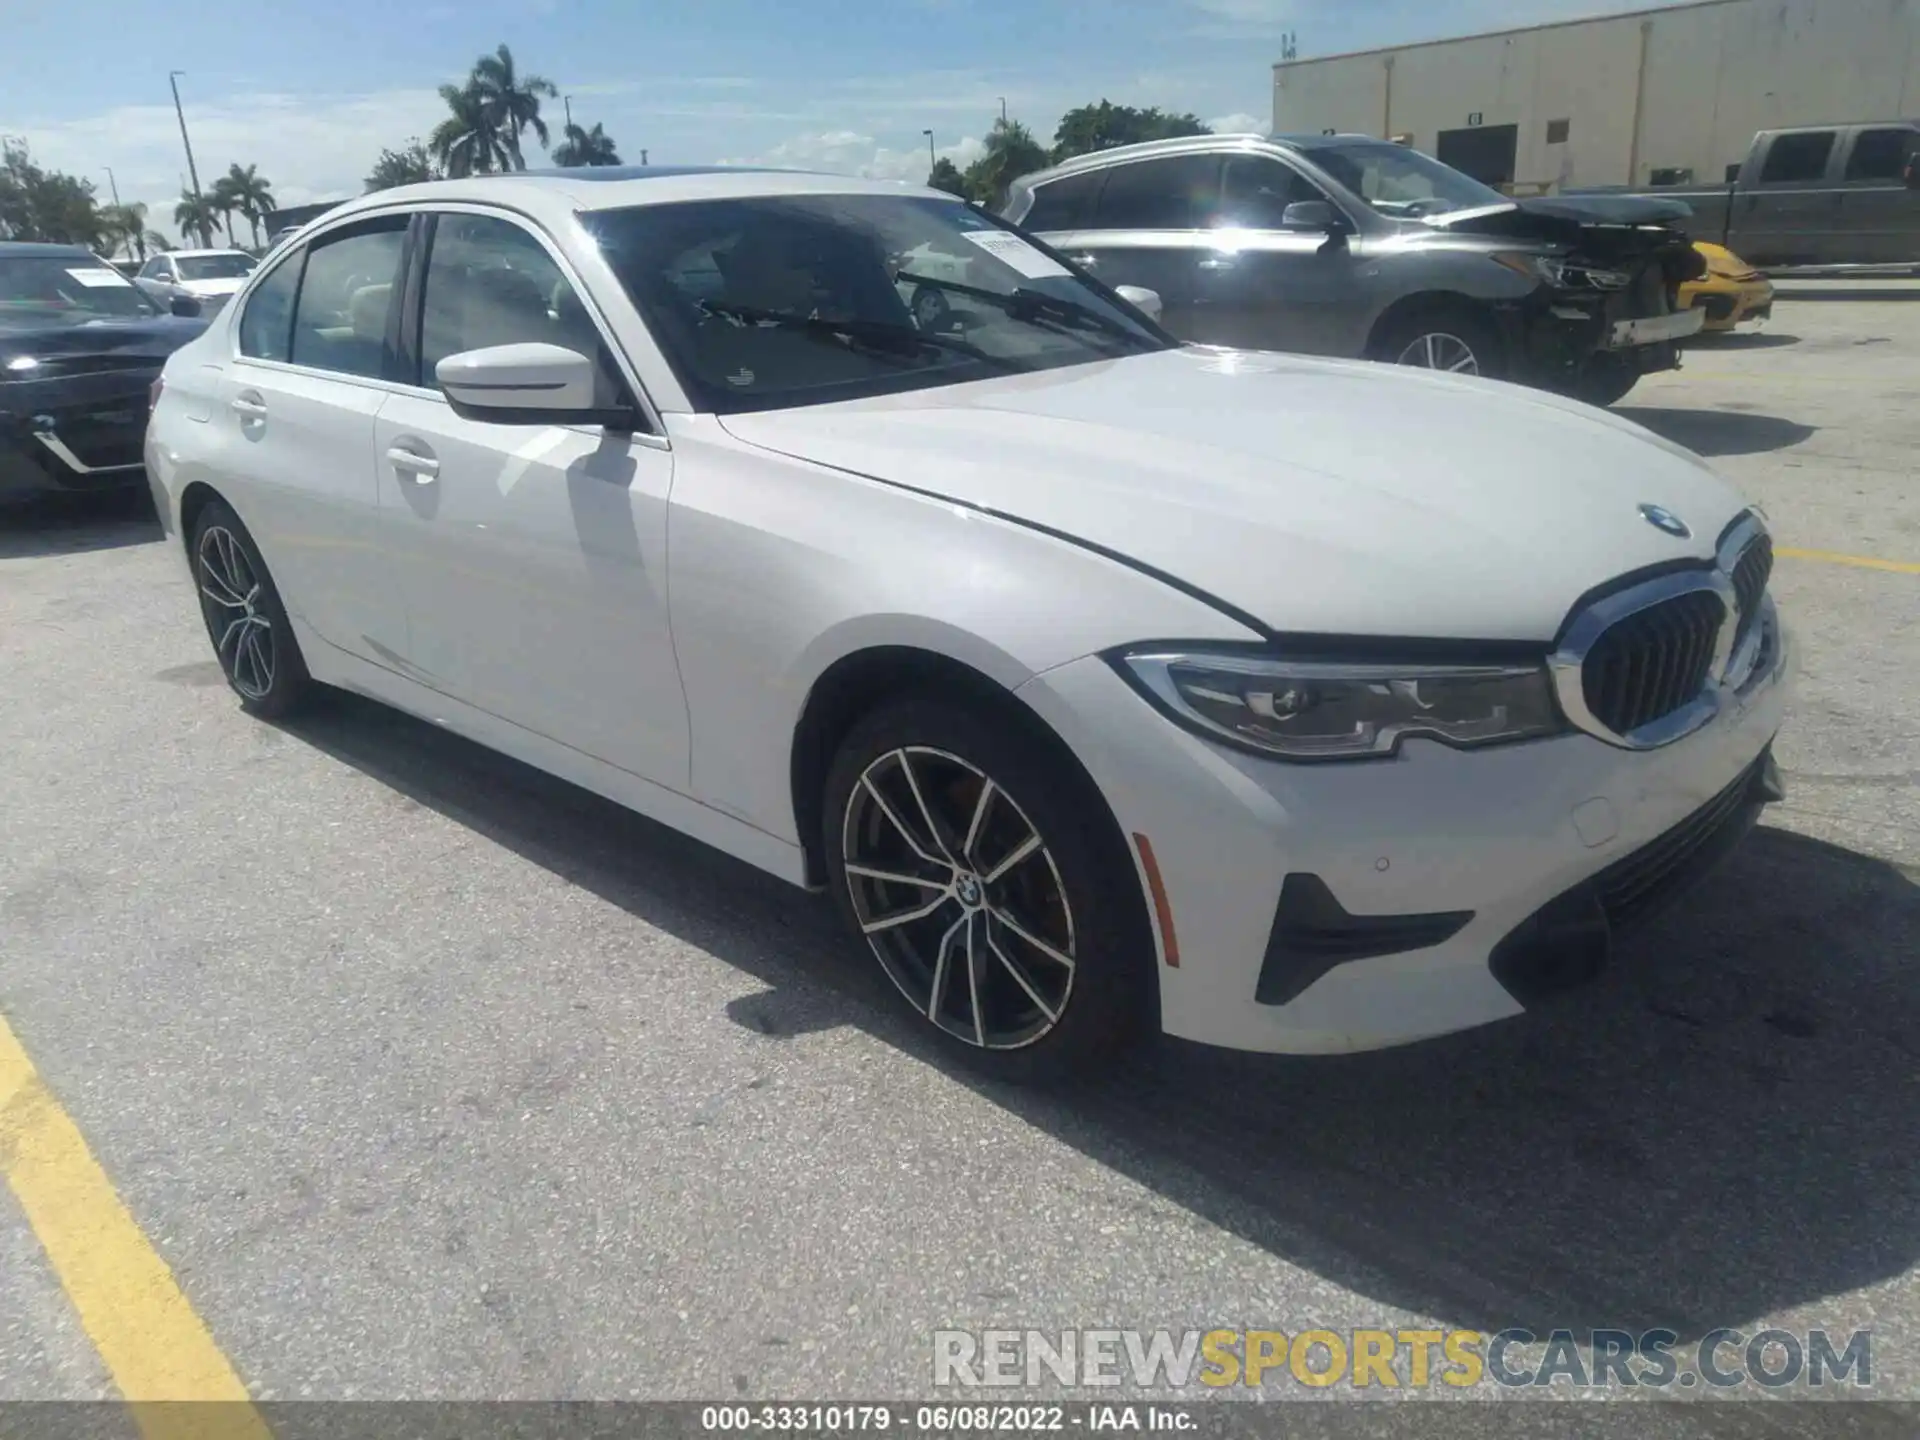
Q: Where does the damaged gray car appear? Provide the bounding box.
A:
[999,133,1708,406]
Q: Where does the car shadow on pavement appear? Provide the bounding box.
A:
[1684,331,1801,350]
[282,693,1919,1345]
[1615,406,1817,458]
[1771,287,1920,303]
[0,490,162,560]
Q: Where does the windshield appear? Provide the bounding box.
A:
[583,193,1172,415]
[0,255,158,324]
[1296,141,1508,219]
[176,253,257,281]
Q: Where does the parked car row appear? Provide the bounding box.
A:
[136,168,1789,1081]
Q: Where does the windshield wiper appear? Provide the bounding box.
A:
[697,299,1014,369]
[893,270,1149,345]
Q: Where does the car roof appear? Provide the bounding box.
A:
[169,248,253,258]
[0,241,97,258]
[1010,131,1383,189]
[304,165,959,232]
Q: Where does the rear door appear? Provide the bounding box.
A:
[1033,153,1222,340]
[1832,124,1920,265]
[213,214,411,663]
[1735,129,1842,266]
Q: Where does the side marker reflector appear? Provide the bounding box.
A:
[1132,832,1179,968]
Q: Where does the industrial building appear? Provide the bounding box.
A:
[1271,0,1920,192]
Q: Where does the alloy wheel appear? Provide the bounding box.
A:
[196,525,276,700]
[841,746,1076,1050]
[1395,332,1482,374]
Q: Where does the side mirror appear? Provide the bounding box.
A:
[170,294,202,317]
[1112,284,1163,321]
[1281,200,1342,231]
[436,342,629,427]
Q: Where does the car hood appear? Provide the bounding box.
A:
[181,276,249,297]
[0,314,207,371]
[717,347,1750,643]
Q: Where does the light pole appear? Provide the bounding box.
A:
[998,96,1007,125]
[640,148,649,166]
[564,95,573,131]
[168,70,208,246]
[104,167,121,205]
[924,129,935,171]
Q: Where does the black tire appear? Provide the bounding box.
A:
[1370,306,1506,381]
[188,498,314,718]
[1564,359,1640,407]
[822,692,1157,1084]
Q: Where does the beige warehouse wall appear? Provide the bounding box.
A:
[1273,0,1920,189]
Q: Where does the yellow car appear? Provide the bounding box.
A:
[1680,242,1774,332]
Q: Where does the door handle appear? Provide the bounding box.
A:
[386,445,440,481]
[230,393,267,420]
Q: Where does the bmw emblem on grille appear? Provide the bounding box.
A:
[1638,503,1691,539]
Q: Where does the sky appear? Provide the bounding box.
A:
[2,0,1689,245]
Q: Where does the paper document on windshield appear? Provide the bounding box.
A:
[66,268,129,288]
[960,230,1070,279]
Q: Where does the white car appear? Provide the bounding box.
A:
[145,168,1791,1081]
[134,248,257,316]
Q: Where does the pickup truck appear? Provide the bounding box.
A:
[1570,120,1920,269]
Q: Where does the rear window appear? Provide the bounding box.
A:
[1844,127,1919,181]
[1091,154,1223,230]
[1758,132,1835,184]
[1021,170,1103,232]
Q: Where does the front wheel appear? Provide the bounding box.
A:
[1371,308,1505,381]
[189,499,314,718]
[822,694,1157,1084]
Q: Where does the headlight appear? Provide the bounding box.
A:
[1492,251,1631,292]
[1117,650,1563,761]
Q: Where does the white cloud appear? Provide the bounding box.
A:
[1207,111,1267,135]
[720,130,986,183]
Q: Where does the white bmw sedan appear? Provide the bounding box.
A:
[146,167,1791,1082]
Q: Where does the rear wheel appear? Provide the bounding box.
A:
[1371,307,1505,380]
[189,499,314,718]
[822,694,1156,1084]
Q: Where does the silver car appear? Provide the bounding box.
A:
[133,249,258,318]
[1001,134,1707,406]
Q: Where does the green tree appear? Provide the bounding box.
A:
[961,118,1047,209]
[173,188,220,248]
[98,201,150,259]
[552,120,621,167]
[926,157,966,196]
[470,43,557,170]
[431,82,511,177]
[215,163,276,248]
[1050,101,1210,162]
[364,141,440,191]
[207,176,241,247]
[0,141,106,246]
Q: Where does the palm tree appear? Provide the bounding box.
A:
[173,188,219,248]
[430,82,512,178]
[552,121,620,167]
[962,118,1049,209]
[207,176,241,247]
[218,163,275,248]
[468,43,556,170]
[98,202,149,259]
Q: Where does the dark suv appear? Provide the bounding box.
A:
[1001,134,1709,406]
[1,243,205,503]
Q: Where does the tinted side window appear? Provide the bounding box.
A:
[1094,155,1223,230]
[1844,127,1919,181]
[237,253,302,362]
[419,212,629,410]
[1758,132,1835,184]
[1023,170,1104,231]
[288,221,407,379]
[1220,156,1327,228]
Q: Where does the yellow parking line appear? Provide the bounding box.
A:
[0,1013,271,1440]
[1776,545,1920,575]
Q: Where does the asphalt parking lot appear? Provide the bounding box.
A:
[3,281,1917,1423]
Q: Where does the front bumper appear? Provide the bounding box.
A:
[1017,621,1791,1055]
[0,373,157,500]
[1681,276,1775,331]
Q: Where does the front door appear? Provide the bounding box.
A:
[1833,125,1920,265]
[1737,130,1841,267]
[1190,153,1362,355]
[372,209,689,789]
